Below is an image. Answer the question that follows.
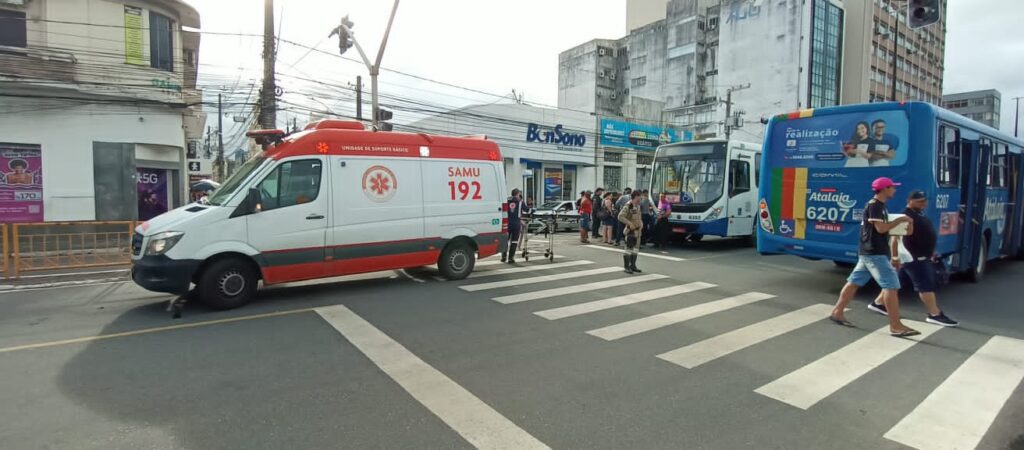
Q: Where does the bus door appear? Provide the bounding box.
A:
[958,137,990,271]
[1009,152,1024,257]
[726,149,756,236]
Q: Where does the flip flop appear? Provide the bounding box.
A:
[829,316,855,327]
[891,329,921,337]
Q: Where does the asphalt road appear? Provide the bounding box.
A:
[1,234,1022,449]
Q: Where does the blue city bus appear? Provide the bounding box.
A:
[757,101,1024,282]
[651,139,762,242]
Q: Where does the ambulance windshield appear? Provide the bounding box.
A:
[207,156,268,206]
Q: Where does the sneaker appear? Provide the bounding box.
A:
[867,302,889,316]
[926,312,959,327]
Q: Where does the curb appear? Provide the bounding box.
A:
[0,276,129,292]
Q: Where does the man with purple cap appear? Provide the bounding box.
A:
[830,177,920,337]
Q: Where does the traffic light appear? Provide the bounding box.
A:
[907,0,941,29]
[376,108,393,131]
[329,16,355,55]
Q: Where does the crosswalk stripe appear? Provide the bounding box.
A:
[470,260,593,278]
[656,303,834,369]
[316,305,550,449]
[493,274,669,305]
[588,292,776,341]
[584,245,686,261]
[459,267,621,292]
[883,335,1024,450]
[476,255,563,267]
[535,282,716,320]
[754,321,942,410]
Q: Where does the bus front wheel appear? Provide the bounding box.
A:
[966,237,987,283]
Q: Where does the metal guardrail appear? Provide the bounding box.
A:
[4,221,137,279]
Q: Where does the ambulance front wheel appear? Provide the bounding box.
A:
[438,242,475,280]
[197,257,258,310]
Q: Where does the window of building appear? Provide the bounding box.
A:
[630,76,647,88]
[149,11,174,72]
[562,167,576,201]
[0,9,27,49]
[604,151,623,163]
[637,154,654,166]
[636,168,651,191]
[937,126,960,187]
[603,166,622,192]
[257,159,323,211]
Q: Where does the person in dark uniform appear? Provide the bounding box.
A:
[866,190,958,326]
[501,188,528,264]
[591,188,605,238]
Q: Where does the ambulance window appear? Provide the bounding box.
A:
[257,159,322,211]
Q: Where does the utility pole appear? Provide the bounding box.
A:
[356,75,363,120]
[890,27,900,101]
[259,0,277,130]
[722,83,750,139]
[1014,96,1022,138]
[330,0,400,130]
[217,93,225,180]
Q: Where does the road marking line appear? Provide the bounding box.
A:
[584,245,686,261]
[459,267,621,292]
[493,274,669,305]
[476,255,564,267]
[315,305,549,450]
[657,303,834,369]
[884,335,1024,450]
[588,292,775,341]
[0,308,316,354]
[535,282,716,320]
[470,260,593,278]
[755,321,942,410]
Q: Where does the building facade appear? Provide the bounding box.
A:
[842,0,947,105]
[943,90,1002,129]
[0,0,204,222]
[406,103,691,199]
[560,0,844,143]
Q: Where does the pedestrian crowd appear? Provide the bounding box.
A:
[502,177,960,334]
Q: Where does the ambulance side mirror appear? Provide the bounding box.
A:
[231,188,263,218]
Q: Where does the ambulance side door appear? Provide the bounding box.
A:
[246,156,329,283]
[327,157,426,275]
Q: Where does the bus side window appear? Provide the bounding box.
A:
[730,160,751,197]
[754,153,761,186]
[937,126,961,188]
[989,142,1009,189]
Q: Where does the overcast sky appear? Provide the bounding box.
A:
[192,0,1023,143]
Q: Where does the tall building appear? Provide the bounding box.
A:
[560,0,844,142]
[943,90,1002,129]
[0,0,204,222]
[842,0,947,105]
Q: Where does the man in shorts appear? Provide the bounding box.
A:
[866,190,958,326]
[830,177,919,337]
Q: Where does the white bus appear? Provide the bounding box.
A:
[650,139,761,242]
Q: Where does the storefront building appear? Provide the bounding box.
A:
[407,103,597,205]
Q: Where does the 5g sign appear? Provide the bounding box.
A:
[137,171,162,185]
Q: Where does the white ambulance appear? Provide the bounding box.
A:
[131,120,508,310]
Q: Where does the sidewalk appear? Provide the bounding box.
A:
[0,265,130,291]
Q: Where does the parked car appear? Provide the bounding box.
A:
[526,200,580,232]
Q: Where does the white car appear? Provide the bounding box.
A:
[527,200,580,232]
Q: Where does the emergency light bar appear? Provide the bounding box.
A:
[245,129,286,146]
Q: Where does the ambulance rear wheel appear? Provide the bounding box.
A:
[198,257,257,310]
[439,242,475,280]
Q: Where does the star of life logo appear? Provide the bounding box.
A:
[362,165,397,203]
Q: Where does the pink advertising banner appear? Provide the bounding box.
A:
[0,143,43,223]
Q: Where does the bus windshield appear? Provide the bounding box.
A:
[652,143,726,206]
[207,156,268,206]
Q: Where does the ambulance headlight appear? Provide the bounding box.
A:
[704,207,723,222]
[146,231,185,256]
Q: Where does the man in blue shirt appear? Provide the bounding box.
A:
[868,119,899,166]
